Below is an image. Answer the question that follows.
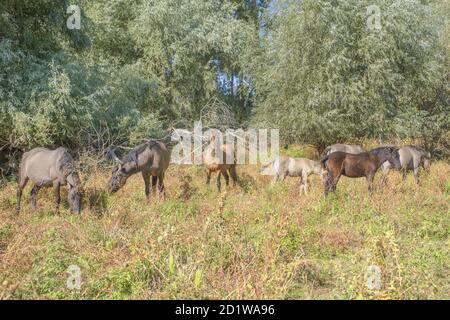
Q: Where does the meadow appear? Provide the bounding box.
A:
[0,146,448,300]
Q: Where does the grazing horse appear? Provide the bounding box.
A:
[107,141,170,201]
[322,143,365,157]
[203,135,238,192]
[260,156,326,195]
[381,146,431,184]
[321,147,400,195]
[16,147,83,214]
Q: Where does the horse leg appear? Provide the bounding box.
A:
[413,167,420,184]
[402,168,407,181]
[327,171,340,195]
[30,184,41,212]
[301,172,309,195]
[206,170,211,186]
[324,172,331,196]
[53,181,61,214]
[142,172,151,201]
[216,172,221,192]
[272,174,279,185]
[366,173,375,195]
[325,171,334,195]
[151,175,158,195]
[298,176,303,195]
[16,176,29,214]
[331,174,340,192]
[157,172,165,200]
[229,166,238,186]
[222,169,230,187]
[381,168,389,185]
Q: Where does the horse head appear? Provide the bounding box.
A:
[371,146,401,169]
[107,147,130,193]
[421,149,432,169]
[67,172,83,214]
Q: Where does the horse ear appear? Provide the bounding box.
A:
[67,174,76,188]
[131,151,140,168]
[108,147,123,164]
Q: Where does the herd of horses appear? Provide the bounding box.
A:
[14,138,432,214]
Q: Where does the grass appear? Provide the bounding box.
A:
[0,146,448,300]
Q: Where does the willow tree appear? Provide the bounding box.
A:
[0,0,262,152]
[251,0,448,152]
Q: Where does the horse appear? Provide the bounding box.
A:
[321,146,400,195]
[260,156,326,195]
[107,141,170,201]
[203,135,238,192]
[381,146,431,184]
[322,143,365,157]
[16,147,83,214]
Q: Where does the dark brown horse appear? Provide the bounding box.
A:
[321,147,400,195]
[107,141,170,201]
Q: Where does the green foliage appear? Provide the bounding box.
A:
[251,0,449,151]
[1,0,447,155]
[0,0,261,151]
[1,160,448,299]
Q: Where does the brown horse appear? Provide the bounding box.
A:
[321,147,400,195]
[107,141,170,201]
[203,135,238,191]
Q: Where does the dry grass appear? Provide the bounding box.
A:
[0,148,448,300]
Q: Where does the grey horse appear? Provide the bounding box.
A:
[322,143,365,156]
[381,146,431,184]
[16,147,83,214]
[260,156,326,195]
[107,141,170,201]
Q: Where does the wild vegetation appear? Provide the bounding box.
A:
[0,0,449,300]
[0,145,448,299]
[0,0,448,159]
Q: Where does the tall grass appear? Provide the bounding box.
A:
[0,152,448,299]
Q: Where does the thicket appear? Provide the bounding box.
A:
[0,0,448,165]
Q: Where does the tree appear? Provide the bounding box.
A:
[0,0,262,154]
[250,0,449,153]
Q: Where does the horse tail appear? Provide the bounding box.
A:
[272,158,280,175]
[320,154,329,170]
[320,146,331,159]
[260,159,274,174]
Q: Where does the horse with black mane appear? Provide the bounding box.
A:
[381,146,431,184]
[16,147,84,214]
[321,146,400,195]
[321,143,365,157]
[107,141,170,201]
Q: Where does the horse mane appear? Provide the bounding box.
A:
[58,150,78,178]
[320,154,329,170]
[407,145,428,154]
[369,146,392,154]
[122,141,159,163]
[321,146,331,158]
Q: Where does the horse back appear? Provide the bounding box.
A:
[327,152,374,177]
[20,147,70,185]
[204,143,235,168]
[152,141,171,171]
[141,141,170,174]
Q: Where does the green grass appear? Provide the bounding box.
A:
[0,152,448,299]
